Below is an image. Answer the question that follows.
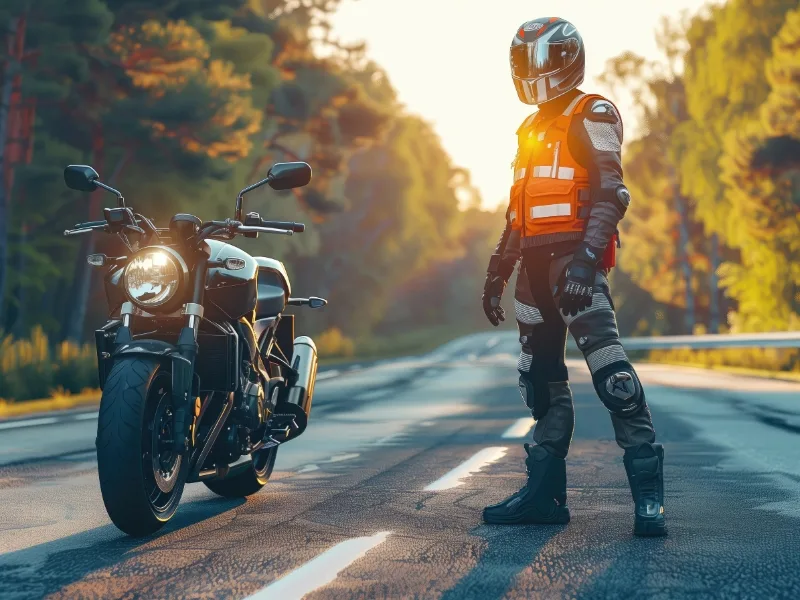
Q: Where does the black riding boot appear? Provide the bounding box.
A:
[623,442,667,537]
[482,443,570,524]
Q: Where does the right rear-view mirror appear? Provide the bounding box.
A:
[64,165,100,192]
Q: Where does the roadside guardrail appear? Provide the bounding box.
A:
[619,331,800,350]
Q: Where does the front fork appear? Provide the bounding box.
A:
[115,253,208,452]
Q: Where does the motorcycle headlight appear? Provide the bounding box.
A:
[124,248,185,309]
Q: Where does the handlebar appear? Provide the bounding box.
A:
[65,216,303,241]
[260,220,305,233]
[237,225,293,236]
[64,223,107,236]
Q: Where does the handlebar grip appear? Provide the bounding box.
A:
[261,220,305,233]
[74,220,107,228]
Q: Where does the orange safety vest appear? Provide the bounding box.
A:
[509,93,614,247]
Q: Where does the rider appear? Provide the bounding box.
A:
[480,17,666,537]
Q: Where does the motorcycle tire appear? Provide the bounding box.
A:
[203,446,278,498]
[97,357,187,536]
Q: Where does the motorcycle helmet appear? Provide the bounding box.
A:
[510,17,585,105]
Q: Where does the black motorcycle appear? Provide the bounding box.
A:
[63,161,326,536]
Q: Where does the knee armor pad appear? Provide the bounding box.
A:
[592,362,644,417]
[518,373,550,420]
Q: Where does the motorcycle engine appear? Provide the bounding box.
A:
[242,379,266,430]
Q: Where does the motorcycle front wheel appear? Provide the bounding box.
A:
[97,357,187,536]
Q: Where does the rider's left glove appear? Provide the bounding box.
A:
[559,243,602,318]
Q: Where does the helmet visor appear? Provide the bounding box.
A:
[510,39,579,80]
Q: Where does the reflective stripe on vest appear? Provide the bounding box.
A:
[531,166,575,180]
[562,93,586,116]
[531,203,571,219]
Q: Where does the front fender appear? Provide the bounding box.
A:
[113,339,189,364]
[112,340,196,396]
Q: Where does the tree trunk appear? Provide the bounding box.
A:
[675,192,695,334]
[66,144,132,342]
[709,233,721,332]
[11,221,27,336]
[0,16,20,326]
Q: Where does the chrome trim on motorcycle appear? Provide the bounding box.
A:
[121,301,134,327]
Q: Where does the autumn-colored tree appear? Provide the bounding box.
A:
[717,4,800,334]
[597,35,714,336]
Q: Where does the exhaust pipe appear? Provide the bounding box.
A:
[277,336,317,440]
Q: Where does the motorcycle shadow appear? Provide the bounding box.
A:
[0,496,246,599]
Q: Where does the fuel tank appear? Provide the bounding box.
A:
[204,240,259,321]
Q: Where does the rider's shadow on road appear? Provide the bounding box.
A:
[0,496,245,600]
[440,523,566,600]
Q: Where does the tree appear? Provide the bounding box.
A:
[0,0,114,331]
[717,4,800,333]
[597,43,713,335]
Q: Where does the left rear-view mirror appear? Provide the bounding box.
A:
[267,162,312,191]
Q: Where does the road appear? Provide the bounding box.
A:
[1,331,800,600]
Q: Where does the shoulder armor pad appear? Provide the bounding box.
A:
[586,99,621,124]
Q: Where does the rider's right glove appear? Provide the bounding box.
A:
[482,274,507,326]
[481,254,516,327]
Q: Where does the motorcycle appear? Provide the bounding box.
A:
[63,161,326,536]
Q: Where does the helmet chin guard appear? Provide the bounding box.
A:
[510,18,586,105]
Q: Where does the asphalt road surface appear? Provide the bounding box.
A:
[2,331,800,600]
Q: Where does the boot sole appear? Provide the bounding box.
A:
[483,505,570,525]
[634,519,667,537]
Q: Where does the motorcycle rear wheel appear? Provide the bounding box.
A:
[97,358,187,536]
[203,445,278,498]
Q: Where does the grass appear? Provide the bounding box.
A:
[0,389,100,420]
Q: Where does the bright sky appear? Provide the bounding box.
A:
[330,0,713,210]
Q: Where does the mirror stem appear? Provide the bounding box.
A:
[235,193,244,222]
[235,175,272,221]
[95,180,125,207]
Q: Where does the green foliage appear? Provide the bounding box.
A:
[602,0,799,370]
[717,3,800,333]
[0,327,97,401]
[1,0,497,356]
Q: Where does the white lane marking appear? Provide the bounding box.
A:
[297,453,360,473]
[316,370,341,381]
[501,417,535,439]
[486,336,500,349]
[245,531,392,600]
[73,412,99,421]
[424,447,509,491]
[374,432,405,446]
[0,417,59,431]
[328,452,360,463]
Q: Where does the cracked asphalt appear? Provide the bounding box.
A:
[1,331,799,600]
